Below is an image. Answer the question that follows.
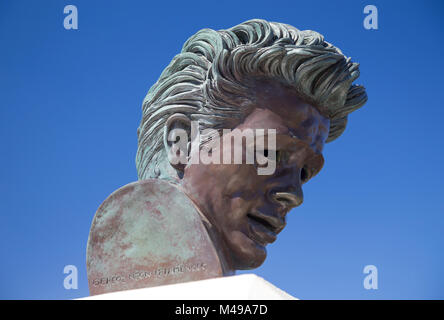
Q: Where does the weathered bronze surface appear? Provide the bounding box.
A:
[87,19,367,295]
[87,180,223,295]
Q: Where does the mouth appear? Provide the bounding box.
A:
[246,210,286,246]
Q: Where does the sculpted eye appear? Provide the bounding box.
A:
[276,150,289,164]
[257,150,289,166]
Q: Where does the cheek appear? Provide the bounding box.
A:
[183,163,238,208]
[183,147,266,212]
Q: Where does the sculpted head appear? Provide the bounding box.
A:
[136,19,367,271]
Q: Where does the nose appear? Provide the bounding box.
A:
[271,189,303,209]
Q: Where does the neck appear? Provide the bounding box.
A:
[176,184,236,276]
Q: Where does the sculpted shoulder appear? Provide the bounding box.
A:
[86,179,223,295]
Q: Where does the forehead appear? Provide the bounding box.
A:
[236,79,330,153]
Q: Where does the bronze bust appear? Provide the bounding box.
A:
[86,19,367,295]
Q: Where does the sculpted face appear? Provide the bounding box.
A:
[179,79,330,271]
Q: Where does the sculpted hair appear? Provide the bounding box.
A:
[136,19,367,180]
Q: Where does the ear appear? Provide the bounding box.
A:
[163,113,192,173]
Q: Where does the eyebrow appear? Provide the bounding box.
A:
[277,133,325,169]
[250,130,323,154]
[277,132,318,151]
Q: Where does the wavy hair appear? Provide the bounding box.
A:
[136,19,367,180]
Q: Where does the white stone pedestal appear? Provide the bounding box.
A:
[80,274,297,300]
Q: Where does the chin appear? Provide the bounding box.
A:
[228,230,268,270]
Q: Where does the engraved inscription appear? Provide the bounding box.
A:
[92,262,207,287]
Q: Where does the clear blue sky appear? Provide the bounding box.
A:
[1,0,443,299]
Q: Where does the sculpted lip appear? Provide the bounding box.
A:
[247,210,286,246]
[248,210,286,233]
